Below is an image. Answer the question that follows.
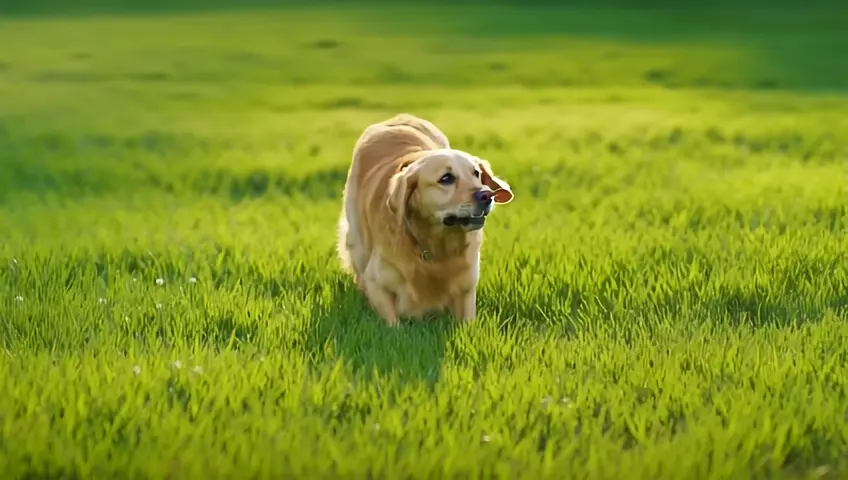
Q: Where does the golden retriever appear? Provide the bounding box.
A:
[336,113,514,327]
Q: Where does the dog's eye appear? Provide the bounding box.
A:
[473,170,481,178]
[438,173,456,185]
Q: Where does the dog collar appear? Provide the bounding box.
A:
[404,215,432,262]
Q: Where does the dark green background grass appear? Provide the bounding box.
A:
[3,0,848,92]
[1,0,847,478]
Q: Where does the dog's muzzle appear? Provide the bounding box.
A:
[443,204,491,231]
[443,214,486,229]
[443,189,495,231]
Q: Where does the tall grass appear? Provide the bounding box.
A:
[1,4,846,479]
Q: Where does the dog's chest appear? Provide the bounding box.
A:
[395,275,450,316]
[396,263,478,316]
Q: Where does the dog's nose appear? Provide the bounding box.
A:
[474,189,493,205]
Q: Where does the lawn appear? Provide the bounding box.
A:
[1,3,847,479]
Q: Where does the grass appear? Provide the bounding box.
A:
[1,3,848,479]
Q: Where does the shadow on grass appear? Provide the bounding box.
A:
[304,273,458,386]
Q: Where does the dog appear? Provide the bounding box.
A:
[336,113,514,327]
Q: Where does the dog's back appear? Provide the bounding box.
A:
[380,113,450,150]
[351,125,435,185]
[352,113,448,178]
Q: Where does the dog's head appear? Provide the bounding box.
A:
[387,148,513,232]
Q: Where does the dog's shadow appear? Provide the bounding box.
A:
[305,275,458,386]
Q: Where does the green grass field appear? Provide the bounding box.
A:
[1,3,848,478]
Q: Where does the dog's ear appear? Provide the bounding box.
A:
[387,162,420,225]
[477,158,514,204]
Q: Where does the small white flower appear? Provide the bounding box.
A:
[155,303,163,310]
[188,277,197,284]
[14,295,23,302]
[191,365,203,374]
[132,365,141,376]
[171,360,182,369]
[481,434,491,443]
[155,278,164,286]
[132,277,138,282]
[98,297,107,304]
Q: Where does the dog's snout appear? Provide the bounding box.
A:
[474,189,493,205]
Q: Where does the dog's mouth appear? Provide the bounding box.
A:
[443,214,487,231]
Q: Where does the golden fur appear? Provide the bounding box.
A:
[337,113,514,327]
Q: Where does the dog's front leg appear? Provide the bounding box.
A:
[448,289,477,323]
[363,280,400,327]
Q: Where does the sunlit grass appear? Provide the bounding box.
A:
[1,5,847,479]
